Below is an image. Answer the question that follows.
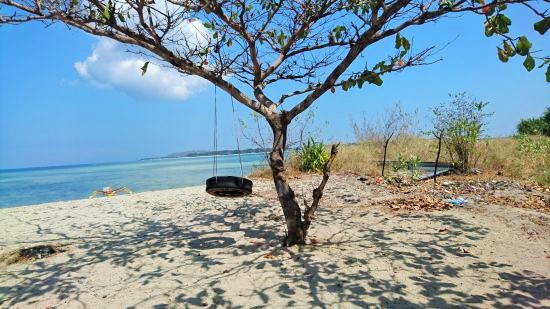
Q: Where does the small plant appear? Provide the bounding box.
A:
[392,153,422,180]
[407,155,422,180]
[299,138,329,172]
[392,153,409,172]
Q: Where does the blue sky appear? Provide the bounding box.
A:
[0,7,548,169]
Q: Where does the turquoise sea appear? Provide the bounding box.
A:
[0,153,267,208]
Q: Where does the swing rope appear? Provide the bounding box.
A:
[213,85,218,179]
[230,95,244,181]
[212,85,245,182]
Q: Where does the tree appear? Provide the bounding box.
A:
[517,107,550,136]
[432,93,492,172]
[1,0,548,245]
[352,103,414,176]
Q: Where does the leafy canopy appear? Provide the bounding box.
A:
[0,0,548,120]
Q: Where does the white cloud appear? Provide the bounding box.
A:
[75,34,209,101]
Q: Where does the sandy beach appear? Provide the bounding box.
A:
[1,174,549,308]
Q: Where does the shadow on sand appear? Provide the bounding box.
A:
[1,198,548,308]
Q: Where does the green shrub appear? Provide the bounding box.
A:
[432,93,491,172]
[299,138,329,172]
[516,134,550,154]
[517,117,548,135]
[517,107,550,136]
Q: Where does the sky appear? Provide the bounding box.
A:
[0,6,548,170]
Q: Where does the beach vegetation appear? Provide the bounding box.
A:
[517,107,550,136]
[331,136,550,185]
[432,93,492,173]
[298,138,329,173]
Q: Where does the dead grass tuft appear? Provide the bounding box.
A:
[1,244,66,265]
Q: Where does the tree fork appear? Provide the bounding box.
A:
[267,115,339,246]
[302,144,339,235]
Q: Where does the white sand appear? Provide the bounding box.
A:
[1,175,549,308]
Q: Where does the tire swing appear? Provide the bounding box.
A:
[205,86,253,198]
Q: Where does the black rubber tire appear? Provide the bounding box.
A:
[206,176,253,198]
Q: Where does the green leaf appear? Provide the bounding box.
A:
[337,26,346,32]
[546,65,550,82]
[198,48,208,56]
[401,36,410,51]
[497,47,508,63]
[484,21,494,37]
[357,78,365,88]
[203,22,213,29]
[495,14,511,34]
[227,39,232,47]
[141,61,149,76]
[342,80,351,91]
[365,72,383,86]
[438,0,453,9]
[102,4,110,20]
[395,33,402,49]
[515,36,532,56]
[118,13,125,22]
[534,17,550,35]
[503,40,515,56]
[374,61,387,71]
[523,55,535,72]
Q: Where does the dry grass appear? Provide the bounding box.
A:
[332,136,440,177]
[250,136,550,185]
[476,137,550,184]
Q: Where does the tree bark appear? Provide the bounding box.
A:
[267,114,306,246]
[266,114,339,246]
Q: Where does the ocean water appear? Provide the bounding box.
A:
[0,153,268,208]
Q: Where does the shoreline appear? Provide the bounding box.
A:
[0,184,209,210]
[0,152,268,209]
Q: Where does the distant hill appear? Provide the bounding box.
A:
[140,148,270,161]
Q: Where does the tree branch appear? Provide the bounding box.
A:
[303,143,339,232]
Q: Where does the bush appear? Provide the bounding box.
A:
[299,138,329,172]
[517,107,550,136]
[517,134,550,154]
[432,93,491,172]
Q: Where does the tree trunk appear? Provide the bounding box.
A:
[265,114,339,246]
[381,133,394,177]
[267,114,306,246]
[433,133,443,183]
